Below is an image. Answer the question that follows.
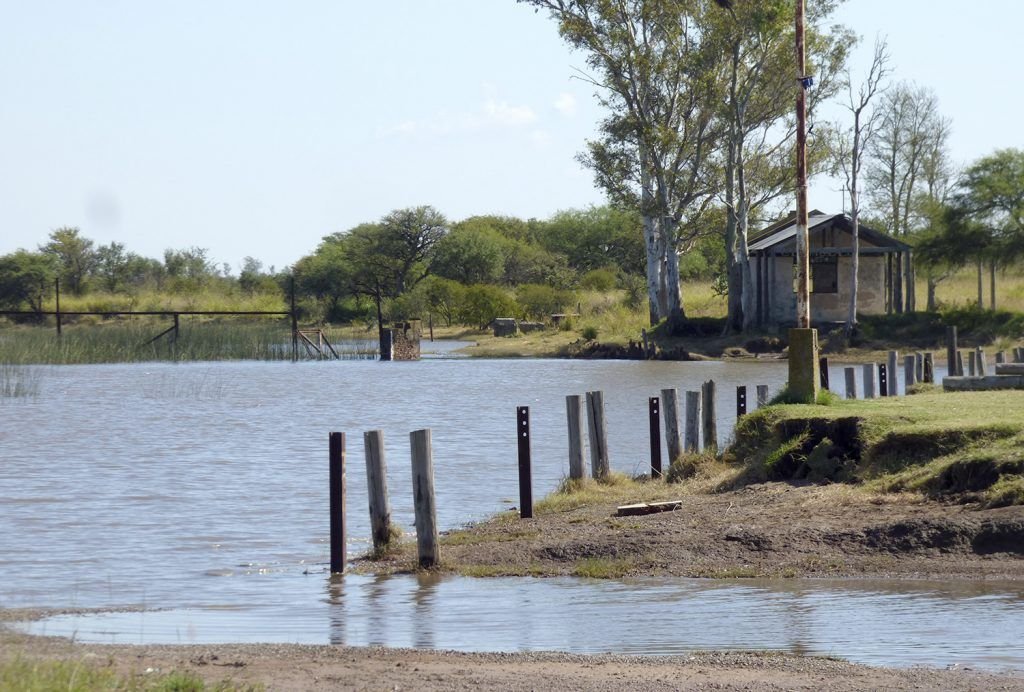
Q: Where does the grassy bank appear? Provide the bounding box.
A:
[0,655,259,691]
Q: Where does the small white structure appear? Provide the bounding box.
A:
[749,212,913,327]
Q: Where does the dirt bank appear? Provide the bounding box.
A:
[3,625,1022,691]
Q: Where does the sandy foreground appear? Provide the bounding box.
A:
[3,624,1024,691]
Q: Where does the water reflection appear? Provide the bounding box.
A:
[24,575,1024,671]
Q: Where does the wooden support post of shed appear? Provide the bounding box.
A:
[566,395,585,480]
[410,429,439,568]
[844,367,857,400]
[661,388,682,463]
[648,397,662,478]
[329,432,346,574]
[684,391,701,453]
[364,430,392,553]
[586,391,610,479]
[701,380,717,454]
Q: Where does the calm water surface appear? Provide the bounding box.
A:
[2,349,1015,670]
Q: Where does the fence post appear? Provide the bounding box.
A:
[329,432,346,574]
[968,350,977,376]
[976,348,987,376]
[924,352,934,383]
[863,363,877,399]
[819,357,830,390]
[879,363,888,397]
[364,430,392,553]
[844,367,857,399]
[736,385,747,417]
[957,351,965,377]
[684,391,701,453]
[586,391,610,479]
[517,406,533,519]
[409,429,439,568]
[756,385,769,408]
[916,351,925,382]
[701,380,717,453]
[946,326,958,376]
[888,350,899,395]
[661,388,682,463]
[566,395,585,480]
[649,397,662,478]
[905,355,917,388]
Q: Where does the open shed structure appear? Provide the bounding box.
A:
[749,212,913,327]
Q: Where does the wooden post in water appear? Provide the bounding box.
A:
[946,326,958,376]
[844,367,857,399]
[585,391,610,479]
[409,429,439,568]
[329,432,346,574]
[905,355,917,388]
[819,357,830,390]
[363,430,392,553]
[516,406,533,519]
[684,391,701,453]
[736,385,747,417]
[924,352,934,383]
[863,364,877,399]
[290,275,298,362]
[661,388,682,463]
[648,397,662,478]
[565,395,585,480]
[888,351,899,395]
[879,363,888,397]
[976,348,987,376]
[756,385,769,408]
[915,352,925,383]
[55,278,62,337]
[701,380,717,453]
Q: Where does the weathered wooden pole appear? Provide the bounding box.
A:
[976,347,987,376]
[55,278,62,337]
[410,429,439,568]
[905,355,917,388]
[565,395,585,480]
[844,367,857,399]
[818,357,830,390]
[946,326,958,376]
[756,385,769,408]
[923,352,934,383]
[516,406,533,519]
[648,397,662,478]
[290,274,298,362]
[863,363,877,399]
[585,390,610,479]
[684,391,701,453]
[661,388,682,463]
[363,430,392,553]
[968,350,977,376]
[957,351,965,377]
[736,385,747,417]
[701,380,717,453]
[996,351,1006,365]
[888,350,899,395]
[915,351,925,383]
[879,363,888,397]
[329,432,346,574]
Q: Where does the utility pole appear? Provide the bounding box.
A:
[788,0,819,402]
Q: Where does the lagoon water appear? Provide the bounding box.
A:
[3,346,1018,671]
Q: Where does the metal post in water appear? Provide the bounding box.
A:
[329,432,346,574]
[649,396,662,478]
[517,406,533,519]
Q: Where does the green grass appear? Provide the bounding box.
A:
[0,656,260,691]
[0,321,376,364]
[572,557,634,579]
[729,390,1024,505]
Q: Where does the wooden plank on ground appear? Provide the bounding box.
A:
[615,500,683,517]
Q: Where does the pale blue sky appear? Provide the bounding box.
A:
[2,1,1020,272]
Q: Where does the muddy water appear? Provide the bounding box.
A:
[4,351,1011,671]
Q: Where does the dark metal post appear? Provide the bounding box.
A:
[290,275,298,362]
[879,363,888,396]
[736,386,747,417]
[819,357,830,390]
[648,396,662,478]
[55,278,62,337]
[517,406,533,519]
[329,432,346,574]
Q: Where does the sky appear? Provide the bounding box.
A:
[2,1,1021,273]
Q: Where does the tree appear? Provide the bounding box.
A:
[377,205,448,294]
[40,227,96,295]
[523,0,726,327]
[831,37,890,334]
[711,0,850,332]
[430,224,509,285]
[0,250,57,312]
[537,205,645,277]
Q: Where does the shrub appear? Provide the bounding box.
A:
[579,267,618,291]
[458,284,518,329]
[516,284,571,321]
[581,325,599,341]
